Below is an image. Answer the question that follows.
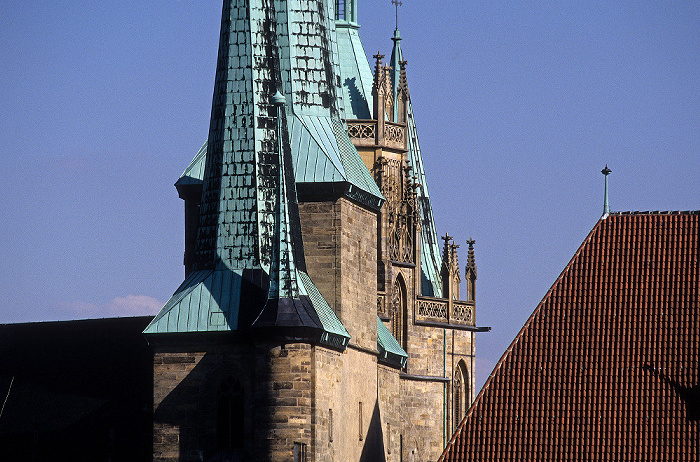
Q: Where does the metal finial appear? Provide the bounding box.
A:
[392,0,402,30]
[601,165,612,218]
[271,90,286,106]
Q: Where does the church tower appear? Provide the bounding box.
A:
[340,10,489,454]
[147,1,487,461]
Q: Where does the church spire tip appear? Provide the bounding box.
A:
[391,0,403,31]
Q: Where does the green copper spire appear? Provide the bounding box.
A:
[175,0,383,210]
[336,1,374,119]
[389,28,403,122]
[145,0,350,348]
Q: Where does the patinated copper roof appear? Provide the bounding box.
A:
[441,211,700,461]
[144,0,351,347]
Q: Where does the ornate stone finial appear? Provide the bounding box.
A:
[466,238,477,278]
[373,53,385,72]
[440,234,454,298]
[372,53,386,97]
[441,234,457,270]
[451,243,461,269]
[601,164,612,218]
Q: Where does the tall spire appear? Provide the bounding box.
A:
[389,29,403,121]
[145,0,350,348]
[602,165,612,218]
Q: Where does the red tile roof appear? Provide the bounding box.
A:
[440,211,700,461]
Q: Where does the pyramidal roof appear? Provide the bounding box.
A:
[175,1,382,210]
[440,211,700,461]
[145,0,351,348]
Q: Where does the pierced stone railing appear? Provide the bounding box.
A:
[347,121,376,146]
[452,301,474,324]
[384,121,405,149]
[415,297,475,326]
[347,119,406,149]
[417,298,447,319]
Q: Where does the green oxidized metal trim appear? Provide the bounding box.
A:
[376,316,407,368]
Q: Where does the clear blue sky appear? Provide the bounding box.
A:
[1,1,698,391]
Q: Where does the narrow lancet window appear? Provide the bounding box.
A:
[217,376,245,451]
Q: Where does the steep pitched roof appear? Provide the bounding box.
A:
[441,211,700,461]
[377,316,408,368]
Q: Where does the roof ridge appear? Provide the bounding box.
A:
[611,210,700,215]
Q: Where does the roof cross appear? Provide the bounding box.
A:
[392,0,402,30]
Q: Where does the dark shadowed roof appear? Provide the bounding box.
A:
[441,211,699,461]
[0,316,153,461]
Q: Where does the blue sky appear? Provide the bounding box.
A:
[1,1,698,390]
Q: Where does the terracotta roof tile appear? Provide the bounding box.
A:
[441,211,700,461]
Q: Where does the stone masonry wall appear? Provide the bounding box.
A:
[299,197,378,351]
[378,363,402,461]
[399,377,446,461]
[395,324,475,460]
[312,346,383,462]
[152,341,315,462]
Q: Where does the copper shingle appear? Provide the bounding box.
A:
[441,211,699,461]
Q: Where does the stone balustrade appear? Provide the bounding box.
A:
[415,297,475,326]
[347,119,406,150]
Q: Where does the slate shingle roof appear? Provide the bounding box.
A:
[440,211,700,461]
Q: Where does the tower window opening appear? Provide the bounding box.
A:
[336,0,346,20]
[335,0,355,21]
[217,376,245,451]
[329,409,333,442]
[293,442,308,462]
[453,361,469,430]
[391,276,408,351]
[453,371,462,429]
[358,401,364,440]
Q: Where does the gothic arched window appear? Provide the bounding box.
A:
[391,275,407,350]
[453,361,469,429]
[217,376,245,451]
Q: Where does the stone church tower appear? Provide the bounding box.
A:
[144,1,488,461]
